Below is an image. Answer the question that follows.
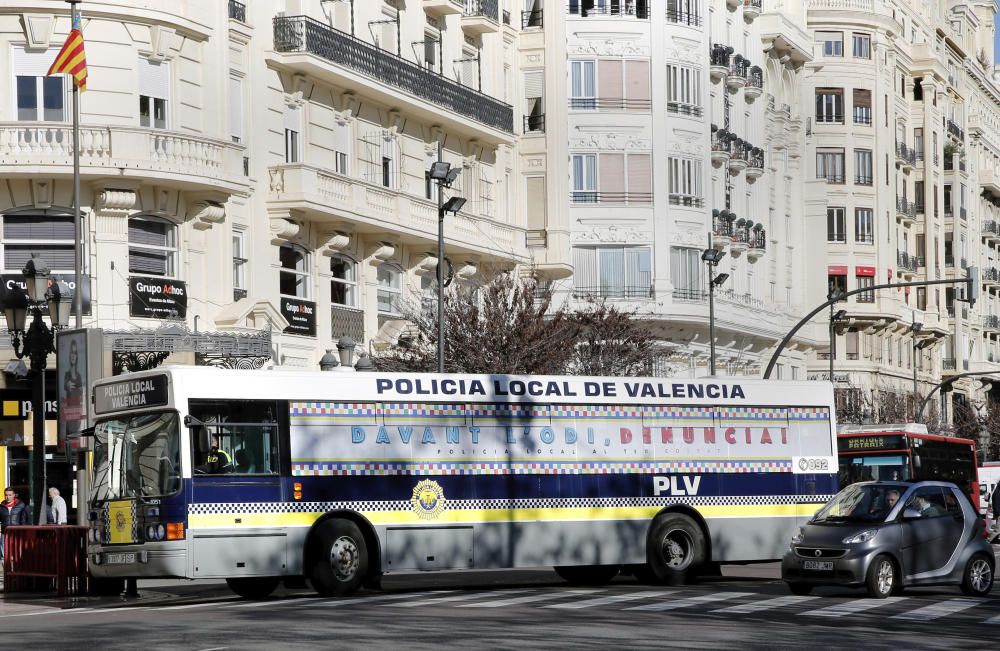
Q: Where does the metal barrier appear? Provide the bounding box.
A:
[3,525,89,596]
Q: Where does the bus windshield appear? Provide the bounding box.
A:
[91,411,181,502]
[839,453,911,486]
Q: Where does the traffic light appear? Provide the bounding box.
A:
[967,266,979,307]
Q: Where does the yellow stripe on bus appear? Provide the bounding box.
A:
[188,503,823,529]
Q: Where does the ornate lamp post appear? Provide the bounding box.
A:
[0,254,73,524]
[428,159,465,373]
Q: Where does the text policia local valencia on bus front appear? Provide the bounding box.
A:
[374,377,747,400]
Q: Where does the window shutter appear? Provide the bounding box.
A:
[5,245,75,272]
[284,105,301,131]
[3,214,74,239]
[627,154,651,203]
[138,58,170,99]
[523,70,544,99]
[229,77,243,141]
[128,248,168,275]
[598,153,624,201]
[129,219,170,247]
[626,247,651,294]
[599,248,625,296]
[572,248,597,290]
[525,176,546,230]
[335,120,351,156]
[624,60,650,103]
[597,59,622,101]
[12,48,58,76]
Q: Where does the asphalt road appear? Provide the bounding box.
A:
[1,558,999,650]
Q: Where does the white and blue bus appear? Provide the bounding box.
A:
[86,367,837,598]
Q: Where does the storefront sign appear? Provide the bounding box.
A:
[129,276,187,319]
[1,274,92,316]
[94,375,169,415]
[282,297,316,336]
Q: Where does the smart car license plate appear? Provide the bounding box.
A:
[803,560,833,571]
[104,552,136,565]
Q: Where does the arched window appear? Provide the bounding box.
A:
[330,254,357,307]
[279,244,309,298]
[376,263,403,316]
[129,216,177,277]
[1,209,75,273]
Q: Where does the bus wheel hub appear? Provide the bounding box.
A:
[331,536,360,580]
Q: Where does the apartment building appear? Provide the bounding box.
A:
[542,0,818,379]
[801,0,1000,424]
[0,0,540,506]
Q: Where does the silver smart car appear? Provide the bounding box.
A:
[782,480,994,598]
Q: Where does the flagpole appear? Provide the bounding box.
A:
[70,0,82,328]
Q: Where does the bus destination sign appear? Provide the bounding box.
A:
[837,434,905,453]
[94,375,169,414]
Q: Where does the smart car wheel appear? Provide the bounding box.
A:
[865,554,896,599]
[960,553,994,596]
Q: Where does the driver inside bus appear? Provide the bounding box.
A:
[195,435,233,474]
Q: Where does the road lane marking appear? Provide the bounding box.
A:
[712,595,818,614]
[459,589,603,608]
[891,597,987,620]
[984,611,1000,624]
[800,597,907,618]
[161,601,236,611]
[624,592,753,612]
[300,591,457,609]
[545,591,676,610]
[390,589,533,607]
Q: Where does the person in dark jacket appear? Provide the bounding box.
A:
[1,487,31,561]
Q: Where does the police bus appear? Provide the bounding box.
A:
[86,367,837,598]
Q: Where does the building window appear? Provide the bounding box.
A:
[138,58,169,129]
[817,148,845,183]
[229,76,243,143]
[670,246,701,299]
[852,89,871,125]
[854,149,873,185]
[815,88,844,123]
[914,128,924,160]
[331,254,357,307]
[666,0,701,25]
[377,263,403,315]
[852,33,871,59]
[856,275,875,302]
[232,230,247,292]
[572,246,652,299]
[828,273,847,296]
[855,208,874,244]
[666,63,702,116]
[1,210,75,273]
[284,105,301,164]
[827,207,846,242]
[16,75,64,122]
[817,31,843,57]
[569,60,596,109]
[129,216,177,277]
[571,153,597,202]
[668,157,703,206]
[279,244,309,299]
[334,119,351,175]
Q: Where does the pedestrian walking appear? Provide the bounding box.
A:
[48,487,67,524]
[1,487,31,561]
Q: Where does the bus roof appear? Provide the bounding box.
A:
[91,366,835,414]
[838,423,929,435]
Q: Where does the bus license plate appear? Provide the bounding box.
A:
[803,560,833,571]
[104,552,136,565]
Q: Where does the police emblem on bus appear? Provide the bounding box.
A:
[411,480,446,519]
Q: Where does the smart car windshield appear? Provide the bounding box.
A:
[812,483,909,524]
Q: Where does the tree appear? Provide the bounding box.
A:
[372,271,659,376]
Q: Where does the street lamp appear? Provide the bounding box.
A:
[701,243,727,376]
[910,319,923,398]
[828,303,847,382]
[429,159,464,374]
[0,254,73,524]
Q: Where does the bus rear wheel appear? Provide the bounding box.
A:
[309,519,368,597]
[554,565,620,585]
[646,513,706,586]
[226,577,281,599]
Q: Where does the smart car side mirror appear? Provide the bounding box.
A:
[902,507,921,520]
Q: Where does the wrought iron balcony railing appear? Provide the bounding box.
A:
[568,0,649,18]
[666,101,703,117]
[464,0,499,21]
[273,15,513,133]
[229,0,246,22]
[574,284,654,299]
[666,6,702,26]
[571,191,653,205]
[522,9,543,28]
[523,113,545,133]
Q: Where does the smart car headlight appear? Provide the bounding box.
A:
[842,528,878,544]
[791,528,805,545]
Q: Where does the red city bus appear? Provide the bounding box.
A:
[837,424,980,508]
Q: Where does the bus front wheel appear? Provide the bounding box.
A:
[310,519,368,597]
[646,513,706,586]
[226,577,281,599]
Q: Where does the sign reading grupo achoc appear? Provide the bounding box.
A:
[94,374,169,414]
[281,297,317,336]
[129,276,187,319]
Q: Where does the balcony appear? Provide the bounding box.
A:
[521,9,543,28]
[228,0,246,22]
[984,220,1000,243]
[743,0,763,21]
[567,1,649,19]
[462,0,500,34]
[666,5,702,26]
[668,194,705,208]
[331,305,365,344]
[424,0,464,17]
[983,267,1000,288]
[271,16,513,142]
[855,174,873,186]
[947,119,965,142]
[896,251,917,278]
[895,197,915,225]
[711,127,732,167]
[573,284,654,300]
[985,315,1000,333]
[895,142,916,171]
[981,168,1000,197]
[747,228,767,263]
[758,9,813,68]
[523,113,545,134]
[712,212,735,249]
[569,97,652,111]
[0,122,248,193]
[709,44,730,83]
[267,163,522,260]
[571,191,653,206]
[744,66,763,103]
[745,148,765,182]
[726,58,747,93]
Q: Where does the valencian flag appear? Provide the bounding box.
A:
[47,13,87,90]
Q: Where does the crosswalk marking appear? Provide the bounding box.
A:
[459,589,602,608]
[623,591,752,612]
[891,597,987,620]
[984,611,1000,624]
[161,602,228,611]
[800,597,907,618]
[246,591,453,610]
[390,589,533,607]
[544,591,675,610]
[712,595,818,614]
